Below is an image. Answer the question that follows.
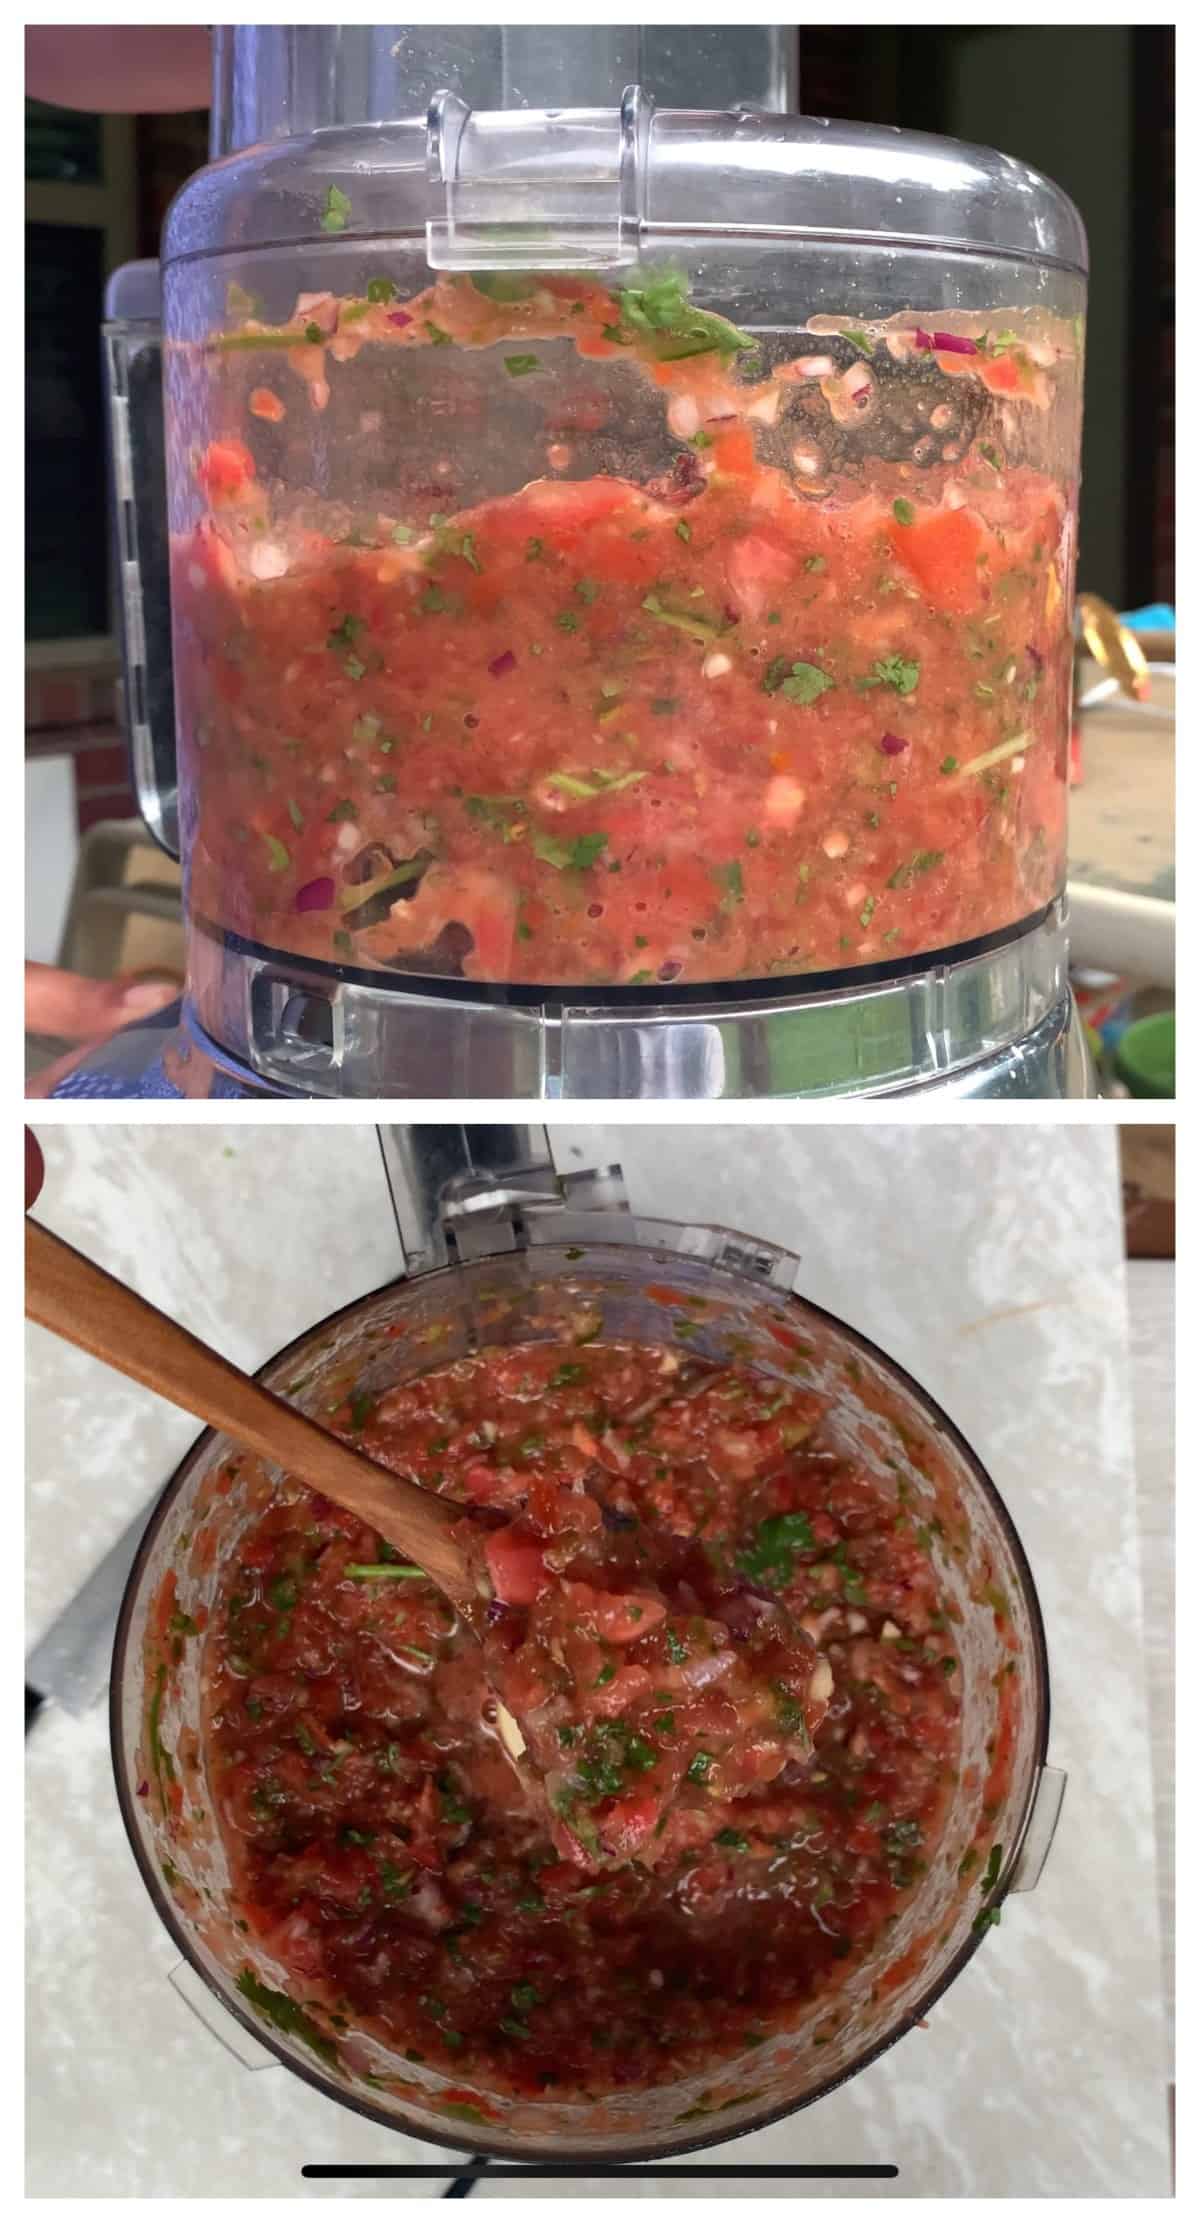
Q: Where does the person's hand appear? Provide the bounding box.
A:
[26,1129,44,1213]
[25,962,179,1099]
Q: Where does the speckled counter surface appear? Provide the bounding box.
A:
[25,1125,1170,2197]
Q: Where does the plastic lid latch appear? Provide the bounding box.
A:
[426,85,651,272]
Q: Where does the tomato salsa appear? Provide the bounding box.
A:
[174,271,1076,988]
[203,1340,962,2097]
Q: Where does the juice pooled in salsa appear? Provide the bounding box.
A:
[173,270,1078,989]
[197,1340,966,2098]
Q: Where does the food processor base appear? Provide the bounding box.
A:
[182,904,1097,1101]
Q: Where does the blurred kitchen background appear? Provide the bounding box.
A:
[25,22,1175,1092]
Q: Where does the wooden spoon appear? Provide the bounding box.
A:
[25,1219,480,1613]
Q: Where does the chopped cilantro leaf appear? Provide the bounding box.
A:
[236,1969,338,2065]
[868,655,920,697]
[319,184,352,234]
[736,1509,816,1586]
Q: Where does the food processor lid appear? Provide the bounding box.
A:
[165,93,1087,277]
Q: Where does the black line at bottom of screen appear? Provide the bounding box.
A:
[302,2163,900,2179]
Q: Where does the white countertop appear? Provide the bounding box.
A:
[26,1124,1170,2197]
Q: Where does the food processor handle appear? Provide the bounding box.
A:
[102,260,179,860]
[1009,1765,1068,1892]
[25,1219,476,1605]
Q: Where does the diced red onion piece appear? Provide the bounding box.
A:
[914,329,936,352]
[488,649,517,678]
[932,332,978,355]
[295,876,336,914]
[387,309,413,329]
[880,732,909,757]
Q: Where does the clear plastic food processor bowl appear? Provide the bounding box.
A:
[112,1214,1062,2158]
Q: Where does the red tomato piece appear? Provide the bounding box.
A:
[887,503,988,615]
[485,1528,549,1606]
[196,438,256,503]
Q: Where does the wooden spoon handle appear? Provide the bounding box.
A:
[25,1219,474,1603]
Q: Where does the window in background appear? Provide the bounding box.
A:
[25,98,101,184]
[26,220,107,641]
[25,103,136,654]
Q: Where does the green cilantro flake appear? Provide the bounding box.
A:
[533,829,609,872]
[868,655,920,697]
[887,848,944,889]
[327,612,364,654]
[319,185,352,234]
[763,657,833,705]
[237,1969,338,2065]
[616,271,754,362]
[736,1509,815,1586]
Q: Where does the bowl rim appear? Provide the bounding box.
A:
[109,1238,1052,2164]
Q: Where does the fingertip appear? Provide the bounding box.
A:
[25,1129,45,1212]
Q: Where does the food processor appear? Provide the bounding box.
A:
[93,22,1095,1099]
[111,1124,1066,2158]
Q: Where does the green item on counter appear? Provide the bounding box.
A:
[1114,1012,1175,1099]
